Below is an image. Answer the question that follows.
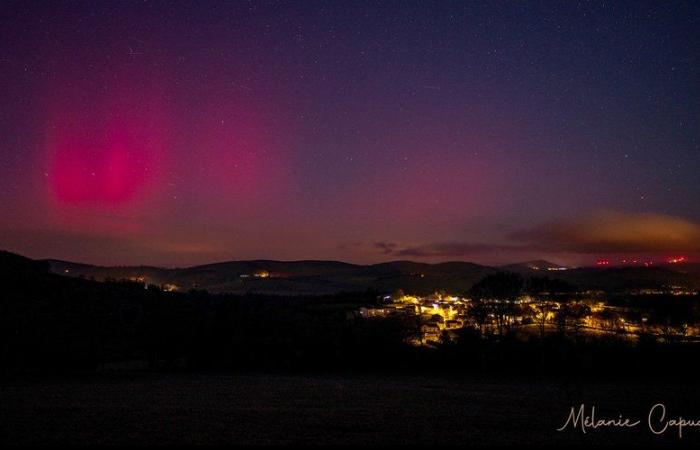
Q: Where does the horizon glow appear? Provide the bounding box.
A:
[1,2,699,266]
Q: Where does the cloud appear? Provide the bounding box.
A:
[392,241,515,258]
[510,211,700,254]
[337,241,365,251]
[370,211,700,260]
[367,240,520,258]
[374,241,399,254]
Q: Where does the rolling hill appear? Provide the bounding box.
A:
[39,254,700,295]
[43,258,496,295]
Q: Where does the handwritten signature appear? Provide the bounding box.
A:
[557,403,700,438]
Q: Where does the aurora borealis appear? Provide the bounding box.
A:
[1,1,699,266]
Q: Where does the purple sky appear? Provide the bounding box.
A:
[1,1,699,267]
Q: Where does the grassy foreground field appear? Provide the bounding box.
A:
[1,373,699,446]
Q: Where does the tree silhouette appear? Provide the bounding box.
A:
[525,276,577,339]
[469,272,523,336]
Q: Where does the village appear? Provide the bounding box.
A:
[358,289,700,345]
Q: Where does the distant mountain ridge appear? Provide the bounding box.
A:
[36,253,700,295]
[43,257,496,295]
[1,250,698,295]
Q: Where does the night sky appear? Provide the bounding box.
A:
[1,1,699,267]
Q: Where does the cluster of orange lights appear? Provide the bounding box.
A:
[595,256,688,267]
[667,256,687,264]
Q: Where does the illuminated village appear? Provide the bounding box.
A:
[62,255,700,348]
[359,286,700,346]
[66,253,700,349]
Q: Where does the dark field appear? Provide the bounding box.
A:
[2,373,699,446]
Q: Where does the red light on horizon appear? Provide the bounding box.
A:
[596,259,610,266]
[667,256,687,264]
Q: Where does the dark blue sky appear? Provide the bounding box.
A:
[1,1,698,266]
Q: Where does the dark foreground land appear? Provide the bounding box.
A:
[2,373,699,446]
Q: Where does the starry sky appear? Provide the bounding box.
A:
[1,1,699,267]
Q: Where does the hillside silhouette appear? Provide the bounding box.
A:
[2,249,700,379]
[43,254,700,295]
